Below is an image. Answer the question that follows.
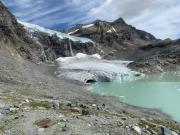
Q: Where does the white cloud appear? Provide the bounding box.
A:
[87,0,180,39]
[128,1,180,39]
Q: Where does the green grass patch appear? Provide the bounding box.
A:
[0,124,5,133]
[28,101,50,109]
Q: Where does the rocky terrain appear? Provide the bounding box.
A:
[0,49,179,135]
[66,19,180,73]
[19,21,98,61]
[0,1,97,62]
[128,39,180,73]
[0,1,180,135]
[65,18,157,59]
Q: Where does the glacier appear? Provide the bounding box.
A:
[18,20,94,44]
[55,53,144,84]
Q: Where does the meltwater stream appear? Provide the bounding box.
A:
[89,72,180,121]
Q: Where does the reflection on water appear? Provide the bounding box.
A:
[89,72,180,121]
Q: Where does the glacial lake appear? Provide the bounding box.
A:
[89,72,180,121]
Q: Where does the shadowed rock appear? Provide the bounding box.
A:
[34,118,55,128]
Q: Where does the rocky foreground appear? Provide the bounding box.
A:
[0,49,180,135]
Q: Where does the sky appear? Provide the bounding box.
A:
[3,0,180,39]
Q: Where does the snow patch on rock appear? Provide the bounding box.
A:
[107,26,117,33]
[82,24,94,29]
[68,29,79,35]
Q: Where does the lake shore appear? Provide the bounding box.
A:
[0,50,179,134]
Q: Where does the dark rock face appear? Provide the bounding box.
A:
[0,1,23,41]
[30,32,97,61]
[0,1,36,44]
[67,18,156,41]
[0,1,97,62]
[66,18,157,59]
[66,18,180,72]
[0,1,44,61]
[128,40,180,73]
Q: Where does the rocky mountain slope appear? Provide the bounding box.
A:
[0,1,42,61]
[128,39,180,73]
[65,19,180,72]
[65,18,158,59]
[0,1,97,62]
[19,21,97,61]
[1,0,179,72]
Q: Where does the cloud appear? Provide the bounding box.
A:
[3,0,180,39]
[87,0,180,39]
[128,0,180,39]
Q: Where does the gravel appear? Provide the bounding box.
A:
[0,49,179,135]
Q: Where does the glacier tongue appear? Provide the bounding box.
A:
[18,20,94,43]
[55,53,144,84]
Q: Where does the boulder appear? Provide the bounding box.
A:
[132,126,142,134]
[34,118,55,128]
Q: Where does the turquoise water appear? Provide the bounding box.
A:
[89,72,180,121]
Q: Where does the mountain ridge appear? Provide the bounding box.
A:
[64,17,158,59]
[64,17,180,72]
[0,1,180,73]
